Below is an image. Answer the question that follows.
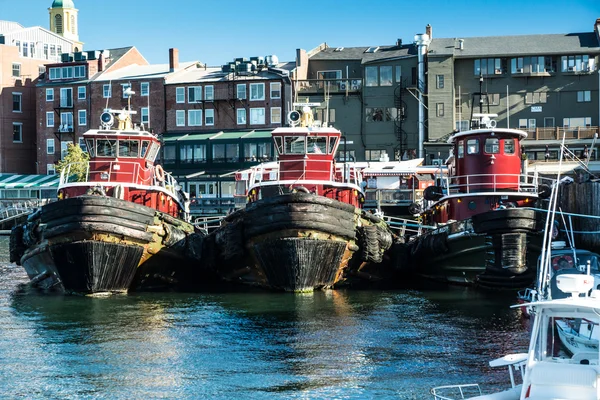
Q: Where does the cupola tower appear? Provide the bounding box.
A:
[49,0,83,51]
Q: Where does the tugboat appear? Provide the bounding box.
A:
[9,101,210,294]
[409,84,549,288]
[211,106,395,292]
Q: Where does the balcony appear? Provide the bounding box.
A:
[296,79,363,95]
[523,126,598,141]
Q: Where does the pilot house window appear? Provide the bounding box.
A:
[307,137,327,154]
[484,138,499,154]
[505,139,516,155]
[466,139,479,154]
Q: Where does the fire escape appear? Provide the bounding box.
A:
[393,81,408,160]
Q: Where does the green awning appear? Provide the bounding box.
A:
[0,174,60,189]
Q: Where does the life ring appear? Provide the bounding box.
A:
[552,255,574,270]
[155,165,166,182]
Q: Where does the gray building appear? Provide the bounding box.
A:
[297,19,600,165]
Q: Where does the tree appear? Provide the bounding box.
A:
[55,143,90,182]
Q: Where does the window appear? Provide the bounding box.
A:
[316,70,342,88]
[525,92,547,104]
[60,112,73,131]
[380,66,393,86]
[12,93,22,112]
[365,149,384,161]
[46,112,55,127]
[49,67,61,80]
[456,120,469,132]
[74,65,85,78]
[205,85,214,101]
[60,88,73,107]
[141,82,149,96]
[250,83,265,100]
[188,86,202,103]
[484,138,499,154]
[78,110,87,126]
[518,119,528,129]
[212,143,239,163]
[47,164,56,175]
[237,84,246,99]
[205,109,214,126]
[122,83,132,98]
[237,109,246,125]
[78,86,86,100]
[79,137,87,153]
[504,139,515,155]
[22,42,28,57]
[577,91,591,102]
[483,93,501,106]
[118,140,139,158]
[395,66,402,83]
[12,63,21,77]
[62,67,73,79]
[457,140,464,158]
[365,107,397,122]
[176,87,185,103]
[250,108,265,124]
[365,66,378,87]
[180,144,207,163]
[436,75,444,89]
[47,139,55,154]
[270,82,281,99]
[163,145,176,163]
[466,139,479,154]
[103,84,111,98]
[13,123,22,142]
[176,110,185,126]
[474,58,503,75]
[436,103,444,117]
[141,107,149,125]
[563,117,592,128]
[561,55,592,73]
[46,88,54,101]
[188,110,202,126]
[271,107,281,124]
[307,136,327,154]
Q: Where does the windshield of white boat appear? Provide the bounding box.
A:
[577,254,600,271]
[532,308,600,364]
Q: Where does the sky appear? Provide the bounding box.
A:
[1,0,599,66]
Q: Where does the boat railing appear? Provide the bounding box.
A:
[442,173,554,194]
[430,383,482,400]
[193,215,225,233]
[382,215,422,238]
[246,160,362,188]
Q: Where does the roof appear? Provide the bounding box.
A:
[95,61,198,82]
[0,21,24,33]
[309,45,417,64]
[166,66,290,85]
[429,33,600,58]
[0,174,60,189]
[163,129,274,143]
[51,0,75,8]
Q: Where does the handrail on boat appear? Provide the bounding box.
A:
[441,173,554,195]
[430,383,482,400]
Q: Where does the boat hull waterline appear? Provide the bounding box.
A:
[10,195,211,294]
[213,193,394,292]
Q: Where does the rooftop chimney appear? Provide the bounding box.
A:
[98,52,104,72]
[396,38,402,47]
[169,48,179,72]
[426,24,432,39]
[595,18,600,44]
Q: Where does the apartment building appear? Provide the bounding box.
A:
[161,55,293,206]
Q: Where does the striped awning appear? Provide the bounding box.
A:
[0,174,60,189]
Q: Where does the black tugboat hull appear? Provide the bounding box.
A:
[213,193,394,292]
[11,196,210,294]
[410,208,544,288]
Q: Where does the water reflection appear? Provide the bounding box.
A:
[1,257,532,399]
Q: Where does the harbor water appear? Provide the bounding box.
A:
[0,236,531,399]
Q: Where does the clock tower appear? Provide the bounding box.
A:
[49,0,83,51]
